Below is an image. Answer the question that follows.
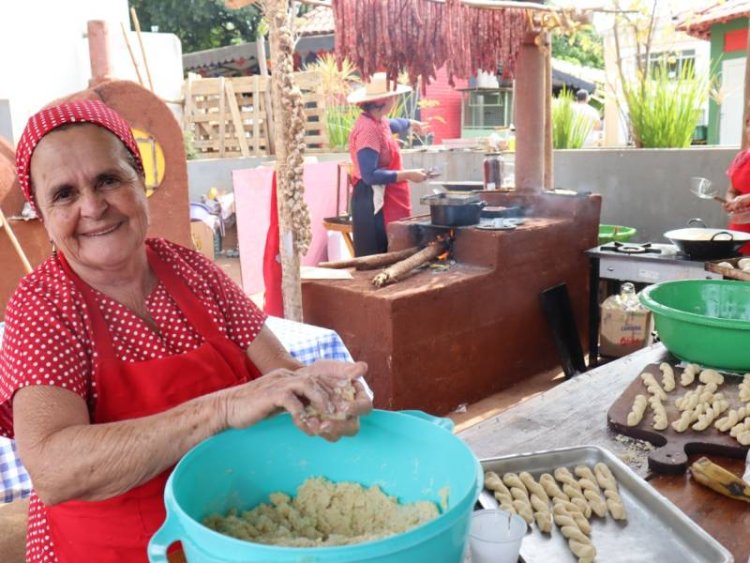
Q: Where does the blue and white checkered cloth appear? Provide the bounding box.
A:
[0,318,352,503]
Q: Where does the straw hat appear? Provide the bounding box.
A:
[347,72,412,105]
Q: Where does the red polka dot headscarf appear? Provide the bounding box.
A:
[15,100,144,214]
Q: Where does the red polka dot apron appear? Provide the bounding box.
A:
[728,150,750,254]
[45,246,260,562]
[381,127,412,226]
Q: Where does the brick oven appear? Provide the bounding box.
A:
[302,190,601,414]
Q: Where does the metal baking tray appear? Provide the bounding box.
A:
[479,445,733,563]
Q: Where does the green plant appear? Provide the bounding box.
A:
[622,60,709,148]
[552,89,593,149]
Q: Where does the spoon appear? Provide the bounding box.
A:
[690,177,726,204]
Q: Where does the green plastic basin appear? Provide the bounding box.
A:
[639,280,750,371]
[598,225,637,245]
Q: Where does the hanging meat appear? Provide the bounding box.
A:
[332,0,529,88]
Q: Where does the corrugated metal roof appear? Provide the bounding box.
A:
[676,0,750,39]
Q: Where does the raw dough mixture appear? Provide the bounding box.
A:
[204,476,439,547]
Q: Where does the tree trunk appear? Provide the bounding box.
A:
[267,0,303,321]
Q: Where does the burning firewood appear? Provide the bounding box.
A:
[372,240,449,288]
[319,247,420,270]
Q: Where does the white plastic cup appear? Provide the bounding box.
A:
[469,509,527,563]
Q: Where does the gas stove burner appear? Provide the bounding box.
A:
[601,241,661,254]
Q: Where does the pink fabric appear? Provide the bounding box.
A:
[15,100,143,213]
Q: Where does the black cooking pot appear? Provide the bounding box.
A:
[421,193,486,227]
[664,222,750,261]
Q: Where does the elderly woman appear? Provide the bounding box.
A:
[347,73,430,257]
[0,100,372,561]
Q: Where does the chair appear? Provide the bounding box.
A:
[0,209,32,274]
[540,283,587,379]
[323,161,354,257]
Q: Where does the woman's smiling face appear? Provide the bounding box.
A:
[30,124,149,273]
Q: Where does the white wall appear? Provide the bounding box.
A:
[0,0,183,143]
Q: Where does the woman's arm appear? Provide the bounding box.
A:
[357,148,427,185]
[13,361,368,505]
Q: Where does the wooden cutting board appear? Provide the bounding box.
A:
[607,363,749,474]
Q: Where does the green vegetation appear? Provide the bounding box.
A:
[552,89,593,149]
[551,27,604,69]
[129,0,262,52]
[622,61,710,148]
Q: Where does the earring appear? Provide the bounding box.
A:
[50,241,57,258]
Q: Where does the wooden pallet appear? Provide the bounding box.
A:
[183,70,328,159]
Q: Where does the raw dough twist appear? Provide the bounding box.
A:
[502,472,526,492]
[730,416,750,438]
[626,394,648,426]
[574,466,607,518]
[680,363,700,386]
[594,463,627,520]
[738,431,750,446]
[671,404,705,433]
[519,472,552,533]
[511,499,534,524]
[552,500,596,563]
[740,374,750,402]
[715,406,749,432]
[555,468,591,518]
[648,395,669,430]
[640,372,667,401]
[553,499,591,534]
[699,369,724,387]
[519,471,550,504]
[539,473,569,502]
[659,362,675,392]
[483,471,513,511]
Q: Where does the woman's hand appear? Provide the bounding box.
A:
[219,361,371,441]
[724,193,750,213]
[401,169,428,183]
[409,120,430,135]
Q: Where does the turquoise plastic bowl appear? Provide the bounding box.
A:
[640,279,750,371]
[148,410,482,562]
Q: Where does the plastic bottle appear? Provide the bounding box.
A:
[483,154,504,191]
[599,282,650,357]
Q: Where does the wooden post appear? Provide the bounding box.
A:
[543,32,553,191]
[515,31,545,193]
[268,0,304,320]
[218,77,226,158]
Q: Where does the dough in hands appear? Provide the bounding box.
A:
[626,394,648,426]
[659,362,675,392]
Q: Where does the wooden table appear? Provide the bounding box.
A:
[459,344,750,561]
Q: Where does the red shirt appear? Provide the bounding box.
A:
[0,238,266,561]
[348,113,395,185]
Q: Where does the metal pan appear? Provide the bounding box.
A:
[664,228,750,260]
[479,445,732,563]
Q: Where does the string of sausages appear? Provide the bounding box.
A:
[332,0,529,89]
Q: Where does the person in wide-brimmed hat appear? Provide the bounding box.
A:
[347,73,430,256]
